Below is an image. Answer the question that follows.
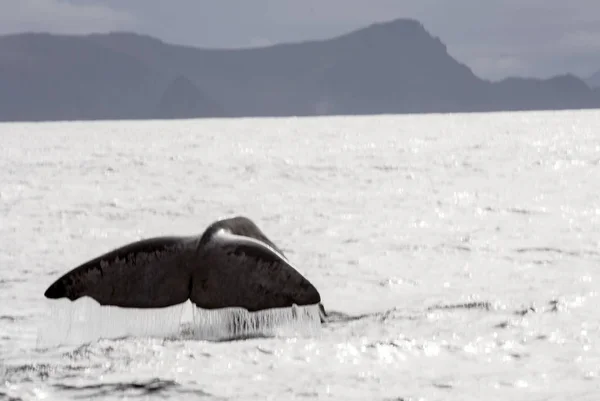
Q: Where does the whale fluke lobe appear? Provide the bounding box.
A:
[43,236,196,308]
[44,216,322,314]
[190,229,320,311]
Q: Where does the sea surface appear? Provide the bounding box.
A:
[1,110,599,400]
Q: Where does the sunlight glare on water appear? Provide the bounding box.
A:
[1,110,600,400]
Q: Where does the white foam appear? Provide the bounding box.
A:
[191,303,323,341]
[36,297,186,348]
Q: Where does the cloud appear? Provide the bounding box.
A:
[0,0,135,35]
[558,29,600,53]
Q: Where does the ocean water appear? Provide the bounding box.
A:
[1,110,599,400]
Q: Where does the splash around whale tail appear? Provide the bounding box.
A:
[44,220,321,314]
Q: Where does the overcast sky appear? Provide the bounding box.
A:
[3,0,600,80]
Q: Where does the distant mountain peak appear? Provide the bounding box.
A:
[333,18,430,42]
[362,18,425,31]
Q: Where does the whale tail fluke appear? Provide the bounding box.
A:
[44,217,322,314]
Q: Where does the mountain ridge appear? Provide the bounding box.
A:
[1,18,598,122]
